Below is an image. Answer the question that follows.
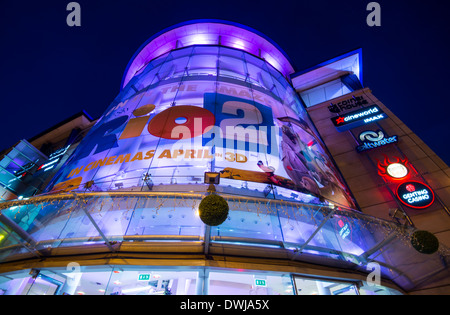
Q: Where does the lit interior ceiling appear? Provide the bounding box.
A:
[121,19,296,89]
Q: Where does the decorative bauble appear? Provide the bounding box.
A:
[410,230,439,255]
[198,194,229,226]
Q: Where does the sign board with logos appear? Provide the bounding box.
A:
[377,156,435,209]
[328,95,369,114]
[356,130,398,153]
[331,105,387,132]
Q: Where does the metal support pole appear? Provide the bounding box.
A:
[291,210,335,260]
[72,193,115,252]
[204,225,211,255]
[196,268,209,295]
[358,232,398,263]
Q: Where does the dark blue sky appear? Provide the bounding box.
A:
[0,0,449,165]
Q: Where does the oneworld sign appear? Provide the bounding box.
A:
[331,105,387,132]
[356,130,398,153]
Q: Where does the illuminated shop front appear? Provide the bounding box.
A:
[1,265,402,296]
[0,20,448,295]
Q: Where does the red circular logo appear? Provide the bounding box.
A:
[406,184,415,192]
[396,181,434,209]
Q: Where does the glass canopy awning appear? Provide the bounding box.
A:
[0,191,448,292]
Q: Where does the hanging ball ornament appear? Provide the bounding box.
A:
[198,194,229,226]
[410,230,439,255]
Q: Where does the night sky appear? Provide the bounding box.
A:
[0,0,449,165]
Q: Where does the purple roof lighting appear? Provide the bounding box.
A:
[121,20,295,89]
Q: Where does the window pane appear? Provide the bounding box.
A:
[294,276,359,295]
[105,268,198,295]
[208,271,293,295]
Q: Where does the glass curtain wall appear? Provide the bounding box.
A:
[0,266,402,295]
[47,45,356,210]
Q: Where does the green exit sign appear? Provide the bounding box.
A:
[255,279,267,287]
[138,274,151,281]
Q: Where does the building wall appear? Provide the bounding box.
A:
[0,112,96,199]
[0,186,17,201]
[306,87,450,247]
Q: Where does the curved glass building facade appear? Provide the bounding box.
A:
[48,44,355,209]
[2,20,448,295]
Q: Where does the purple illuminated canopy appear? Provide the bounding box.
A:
[121,19,296,89]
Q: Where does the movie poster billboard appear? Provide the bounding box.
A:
[47,75,355,209]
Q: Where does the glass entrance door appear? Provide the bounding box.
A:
[26,274,62,295]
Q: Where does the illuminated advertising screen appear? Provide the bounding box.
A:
[47,46,356,208]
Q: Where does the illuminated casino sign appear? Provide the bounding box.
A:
[356,130,398,153]
[378,156,435,209]
[331,105,387,132]
[396,181,435,209]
